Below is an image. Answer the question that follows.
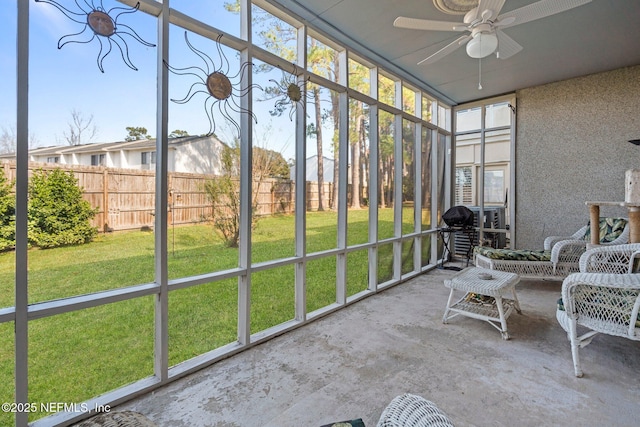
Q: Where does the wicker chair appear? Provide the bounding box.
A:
[377,394,454,427]
[475,217,629,280]
[72,411,157,427]
[544,217,629,270]
[556,244,640,377]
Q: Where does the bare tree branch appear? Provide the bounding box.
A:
[0,126,39,154]
[63,109,98,145]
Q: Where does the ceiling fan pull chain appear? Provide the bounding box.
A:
[478,56,483,90]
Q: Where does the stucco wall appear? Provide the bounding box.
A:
[515,65,640,249]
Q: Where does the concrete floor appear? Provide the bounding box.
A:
[120,266,640,427]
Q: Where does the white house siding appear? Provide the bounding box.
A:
[173,136,224,175]
[5,135,226,174]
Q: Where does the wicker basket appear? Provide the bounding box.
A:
[73,411,157,427]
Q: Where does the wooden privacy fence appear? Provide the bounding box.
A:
[1,161,337,232]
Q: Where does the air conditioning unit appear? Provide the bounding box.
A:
[453,206,506,255]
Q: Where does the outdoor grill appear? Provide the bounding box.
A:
[440,205,475,269]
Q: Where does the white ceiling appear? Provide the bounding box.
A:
[270,0,640,105]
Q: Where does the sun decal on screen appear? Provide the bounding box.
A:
[165,32,261,137]
[35,0,155,72]
[266,64,311,121]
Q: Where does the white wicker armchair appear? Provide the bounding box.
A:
[377,394,454,427]
[545,217,630,272]
[579,243,640,273]
[556,244,640,377]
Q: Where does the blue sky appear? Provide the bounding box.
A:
[0,0,335,161]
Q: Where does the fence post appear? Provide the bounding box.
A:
[103,169,109,232]
[271,181,275,214]
[290,181,294,214]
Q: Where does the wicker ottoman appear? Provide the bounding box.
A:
[443,266,521,340]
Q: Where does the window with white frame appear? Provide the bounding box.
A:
[141,151,156,166]
[454,98,514,249]
[91,154,106,166]
[455,166,473,205]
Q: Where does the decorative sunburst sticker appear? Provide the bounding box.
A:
[35,0,155,72]
[166,32,261,137]
[266,64,310,121]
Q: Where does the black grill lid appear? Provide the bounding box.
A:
[442,205,474,227]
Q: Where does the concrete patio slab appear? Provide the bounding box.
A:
[120,267,640,426]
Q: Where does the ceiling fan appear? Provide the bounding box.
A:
[394,0,592,65]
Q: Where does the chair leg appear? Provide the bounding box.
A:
[442,289,455,324]
[511,287,522,314]
[495,296,510,340]
[568,320,583,377]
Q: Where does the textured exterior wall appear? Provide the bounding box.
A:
[515,65,640,249]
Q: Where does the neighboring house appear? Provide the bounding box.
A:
[290,155,334,183]
[0,135,227,175]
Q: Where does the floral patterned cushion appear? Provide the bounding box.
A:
[557,292,640,328]
[582,217,627,243]
[321,419,365,427]
[474,246,551,261]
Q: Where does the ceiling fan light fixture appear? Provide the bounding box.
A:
[466,32,498,58]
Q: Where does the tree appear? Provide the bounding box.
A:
[254,146,289,180]
[0,168,15,251]
[204,144,243,247]
[225,2,368,212]
[0,126,39,154]
[169,129,189,138]
[350,101,369,209]
[378,110,395,208]
[63,109,98,145]
[305,38,342,212]
[125,126,151,141]
[204,132,290,247]
[0,127,16,154]
[27,169,98,248]
[311,84,325,211]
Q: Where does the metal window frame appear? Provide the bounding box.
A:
[8,1,454,425]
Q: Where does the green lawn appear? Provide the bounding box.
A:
[0,207,432,424]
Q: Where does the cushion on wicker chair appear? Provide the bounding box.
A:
[583,217,628,244]
[474,247,551,262]
[557,292,640,328]
[321,419,366,427]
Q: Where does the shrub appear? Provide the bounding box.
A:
[28,169,98,248]
[0,168,15,251]
[204,173,242,248]
[203,144,251,248]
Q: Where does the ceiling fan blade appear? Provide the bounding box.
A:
[478,0,506,19]
[418,35,471,65]
[393,16,465,32]
[497,0,592,29]
[495,29,523,60]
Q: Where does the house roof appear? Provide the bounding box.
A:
[0,135,227,158]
